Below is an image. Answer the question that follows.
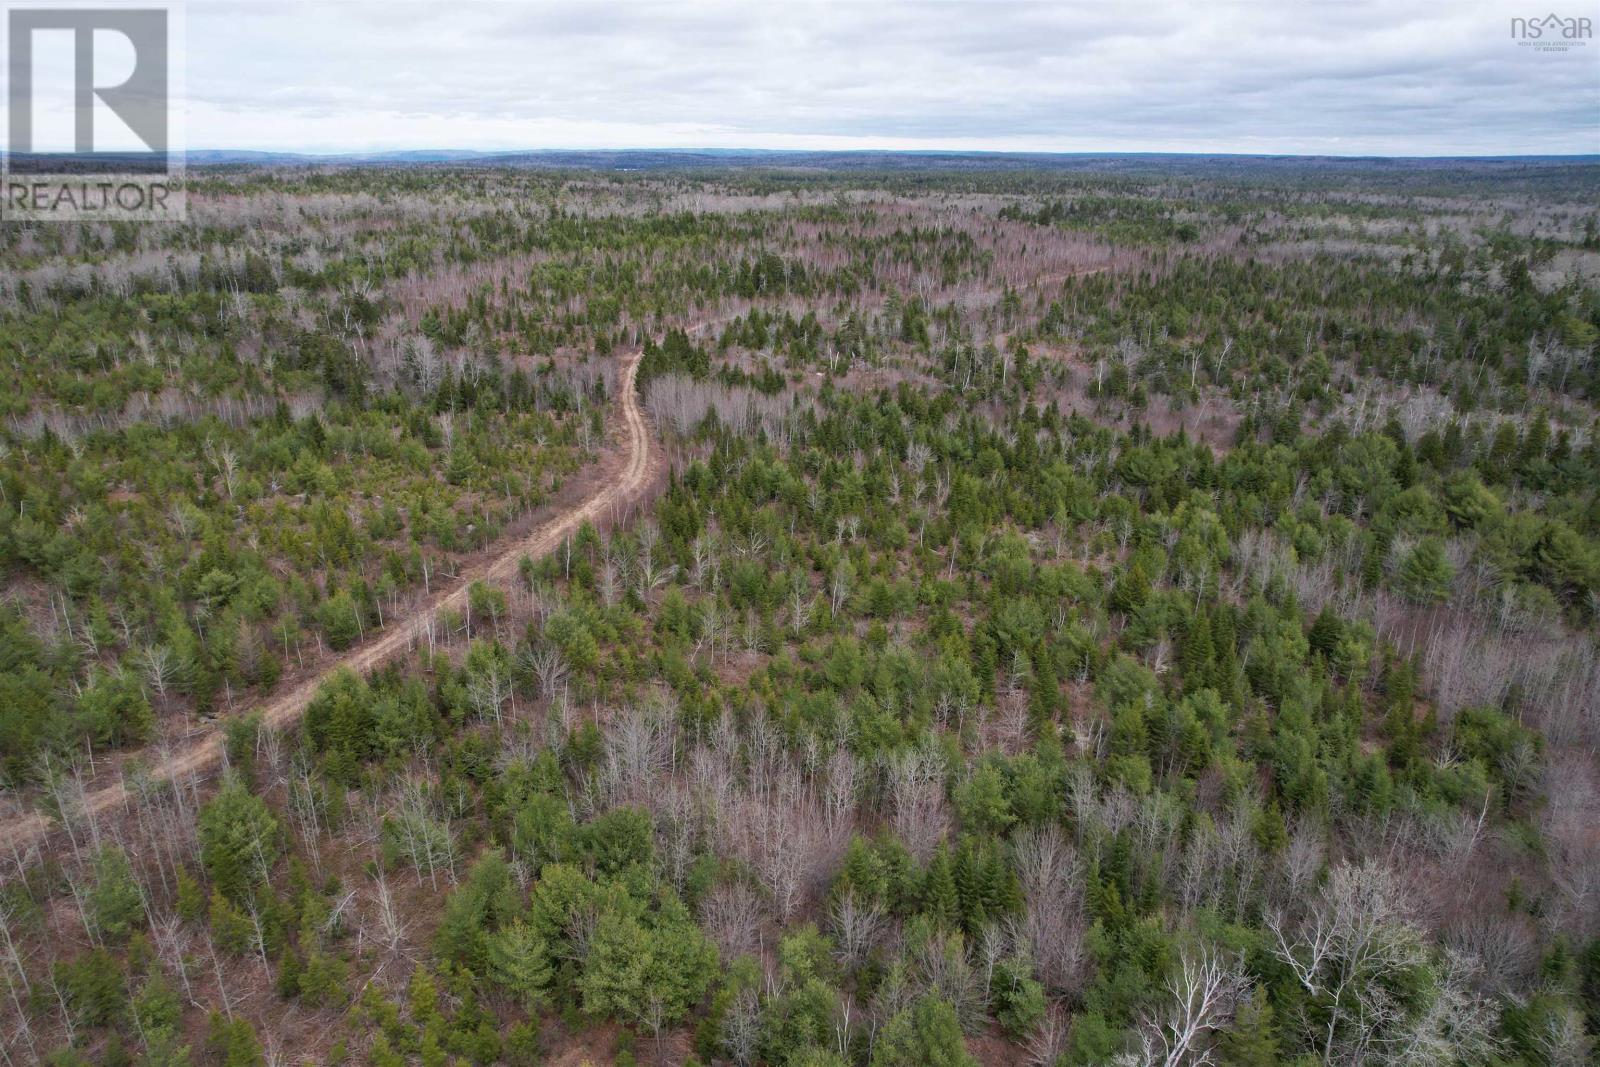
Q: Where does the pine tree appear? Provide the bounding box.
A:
[921,846,959,928]
[408,963,442,1027]
[198,774,282,902]
[1109,561,1151,615]
[838,836,889,907]
[870,996,977,1067]
[1209,611,1238,690]
[488,921,553,1011]
[1181,611,1213,690]
[208,890,255,956]
[1307,607,1342,659]
[579,902,717,1037]
[77,669,154,748]
[205,1012,265,1067]
[87,845,144,940]
[1396,539,1453,603]
[435,849,520,973]
[176,867,206,921]
[953,840,987,932]
[1219,992,1280,1066]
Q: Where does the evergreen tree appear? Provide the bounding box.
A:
[198,775,282,901]
[870,997,977,1067]
[579,901,718,1038]
[1396,539,1453,603]
[921,845,959,927]
[488,921,554,1012]
[1219,992,1280,1065]
[435,849,521,973]
[87,845,145,940]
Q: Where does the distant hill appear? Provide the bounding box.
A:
[173,147,1600,173]
[10,148,1596,197]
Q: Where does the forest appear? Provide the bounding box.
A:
[0,159,1597,1066]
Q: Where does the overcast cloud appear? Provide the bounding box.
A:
[180,0,1599,155]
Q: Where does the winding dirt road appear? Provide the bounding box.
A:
[1,349,656,853]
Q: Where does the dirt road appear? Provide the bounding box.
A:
[1,348,656,853]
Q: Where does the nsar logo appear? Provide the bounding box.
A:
[1510,12,1593,51]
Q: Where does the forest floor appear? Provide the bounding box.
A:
[0,346,664,854]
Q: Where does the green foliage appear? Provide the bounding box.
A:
[1396,539,1454,603]
[208,889,256,956]
[197,774,282,901]
[0,608,57,782]
[317,591,364,650]
[579,896,719,1033]
[870,997,977,1067]
[87,845,145,940]
[76,669,154,748]
[582,806,655,876]
[7,163,1598,1066]
[1219,992,1280,1066]
[134,972,183,1037]
[206,1012,265,1067]
[297,948,350,1007]
[222,711,263,778]
[954,760,1015,835]
[510,789,576,872]
[504,1019,541,1065]
[435,849,521,973]
[488,921,554,1011]
[175,867,206,922]
[993,958,1046,1039]
[52,948,127,1029]
[140,1032,194,1067]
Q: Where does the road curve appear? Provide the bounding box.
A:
[0,349,654,853]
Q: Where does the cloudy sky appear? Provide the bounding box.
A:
[174,0,1597,156]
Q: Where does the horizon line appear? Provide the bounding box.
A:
[179,147,1600,161]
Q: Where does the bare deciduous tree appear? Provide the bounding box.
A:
[721,986,762,1067]
[1010,826,1087,995]
[1027,1005,1071,1067]
[1122,949,1247,1067]
[1267,860,1430,1065]
[409,335,444,393]
[889,747,949,861]
[140,643,177,698]
[519,640,569,702]
[368,868,411,955]
[700,881,765,962]
[830,891,885,970]
[914,930,988,1033]
[388,782,457,890]
[1540,754,1600,940]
